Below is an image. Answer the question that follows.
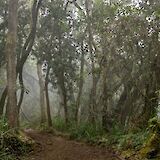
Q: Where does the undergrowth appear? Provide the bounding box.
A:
[53,117,104,142]
[0,117,33,160]
[100,126,149,150]
[52,116,160,159]
[53,117,148,150]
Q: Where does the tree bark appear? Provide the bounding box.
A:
[37,61,46,125]
[17,68,24,113]
[75,42,85,124]
[85,0,97,124]
[16,0,43,110]
[17,68,24,127]
[142,77,158,123]
[0,0,43,115]
[57,35,69,125]
[0,88,7,116]
[45,66,52,127]
[5,0,19,128]
[101,58,111,131]
[57,71,69,125]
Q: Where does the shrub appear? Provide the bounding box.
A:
[116,131,149,150]
[53,117,104,142]
[140,117,160,159]
[0,117,9,135]
[96,125,149,151]
[53,116,67,132]
[68,122,104,142]
[0,117,33,159]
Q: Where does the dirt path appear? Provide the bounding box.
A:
[24,130,120,160]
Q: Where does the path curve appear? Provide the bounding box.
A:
[24,130,119,160]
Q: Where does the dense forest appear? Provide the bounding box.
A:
[0,0,160,159]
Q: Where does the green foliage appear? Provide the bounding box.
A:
[53,117,67,132]
[116,131,149,150]
[53,117,149,151]
[2,133,33,155]
[0,118,16,160]
[148,117,160,132]
[0,117,32,159]
[0,150,17,160]
[95,125,149,151]
[140,117,160,159]
[0,117,9,135]
[53,117,104,142]
[67,122,104,142]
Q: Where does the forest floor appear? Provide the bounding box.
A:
[23,129,120,160]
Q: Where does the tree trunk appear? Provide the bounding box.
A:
[85,0,97,124]
[17,69,24,113]
[0,0,42,115]
[37,61,46,125]
[0,0,43,116]
[16,0,43,111]
[63,92,68,125]
[45,66,52,127]
[75,42,85,123]
[5,0,18,128]
[57,35,69,125]
[0,88,7,116]
[17,68,24,127]
[142,77,158,123]
[141,30,160,124]
[118,82,132,126]
[58,72,69,125]
[101,58,111,131]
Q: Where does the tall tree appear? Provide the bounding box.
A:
[37,60,46,125]
[0,0,43,117]
[45,65,52,127]
[75,42,85,123]
[5,0,18,128]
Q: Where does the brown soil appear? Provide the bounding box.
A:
[24,130,120,160]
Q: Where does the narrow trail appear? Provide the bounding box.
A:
[24,130,120,160]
